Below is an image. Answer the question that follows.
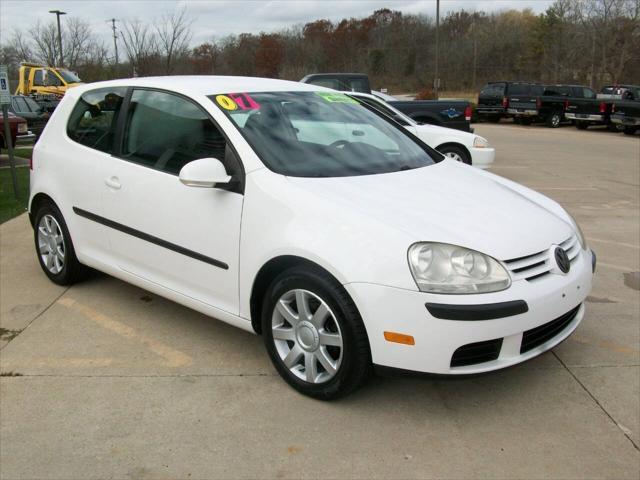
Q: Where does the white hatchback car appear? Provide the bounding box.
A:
[347,92,495,168]
[30,76,595,399]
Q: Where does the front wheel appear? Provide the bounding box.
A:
[33,201,88,285]
[623,126,638,135]
[437,145,471,165]
[262,266,371,400]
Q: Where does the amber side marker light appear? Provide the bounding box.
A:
[383,331,415,345]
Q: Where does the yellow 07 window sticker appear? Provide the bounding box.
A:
[216,95,238,111]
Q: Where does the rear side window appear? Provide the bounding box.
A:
[122,89,229,175]
[12,97,29,113]
[67,87,127,153]
[480,83,505,96]
[509,84,538,95]
[33,70,45,86]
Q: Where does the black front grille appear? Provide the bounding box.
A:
[451,338,503,367]
[520,305,581,354]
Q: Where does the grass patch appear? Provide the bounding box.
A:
[11,147,33,159]
[0,166,29,224]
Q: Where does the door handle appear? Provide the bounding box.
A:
[105,176,121,190]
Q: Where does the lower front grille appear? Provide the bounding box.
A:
[451,338,503,367]
[520,305,581,354]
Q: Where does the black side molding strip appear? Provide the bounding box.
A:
[425,300,528,321]
[73,207,229,270]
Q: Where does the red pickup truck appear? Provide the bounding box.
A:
[0,112,29,151]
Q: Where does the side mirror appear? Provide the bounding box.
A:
[179,158,232,188]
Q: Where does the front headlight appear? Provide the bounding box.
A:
[567,213,587,250]
[473,136,490,148]
[408,242,511,294]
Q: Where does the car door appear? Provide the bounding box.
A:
[64,86,128,263]
[103,88,244,314]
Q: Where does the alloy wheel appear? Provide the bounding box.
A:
[37,214,66,274]
[271,289,343,384]
[444,151,463,162]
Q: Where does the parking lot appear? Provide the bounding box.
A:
[1,123,638,479]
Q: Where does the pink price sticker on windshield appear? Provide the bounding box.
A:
[228,93,260,111]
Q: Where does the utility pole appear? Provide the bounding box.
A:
[434,0,440,97]
[109,18,119,65]
[49,10,66,66]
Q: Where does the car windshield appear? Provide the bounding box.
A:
[211,91,436,178]
[57,69,81,83]
[24,97,43,113]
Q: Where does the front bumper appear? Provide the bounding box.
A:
[566,113,604,122]
[469,147,495,170]
[611,114,640,126]
[345,248,594,375]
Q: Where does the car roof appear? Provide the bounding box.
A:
[65,75,329,99]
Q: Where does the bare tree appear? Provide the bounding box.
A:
[9,30,34,63]
[120,19,158,76]
[28,21,59,66]
[155,7,193,74]
[64,18,92,69]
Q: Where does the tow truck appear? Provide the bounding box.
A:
[14,63,82,112]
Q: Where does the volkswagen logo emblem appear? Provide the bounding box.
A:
[554,247,571,274]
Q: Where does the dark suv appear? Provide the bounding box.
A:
[477,82,539,122]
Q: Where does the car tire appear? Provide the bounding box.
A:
[576,121,589,130]
[608,123,624,132]
[546,111,562,128]
[623,126,638,135]
[33,201,88,285]
[262,266,372,400]
[437,145,471,165]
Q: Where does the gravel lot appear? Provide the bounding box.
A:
[1,123,639,479]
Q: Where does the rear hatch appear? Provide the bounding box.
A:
[507,84,544,112]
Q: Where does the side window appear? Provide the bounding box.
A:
[47,73,63,87]
[583,88,596,99]
[122,89,228,175]
[33,70,45,86]
[67,87,127,153]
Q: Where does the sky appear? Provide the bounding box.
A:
[0,0,555,47]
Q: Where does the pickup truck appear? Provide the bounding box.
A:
[506,84,597,128]
[386,99,472,132]
[565,85,639,130]
[611,91,640,135]
[300,73,473,132]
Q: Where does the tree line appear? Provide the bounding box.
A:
[1,0,638,94]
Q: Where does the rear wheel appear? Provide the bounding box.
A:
[608,123,624,132]
[262,266,371,400]
[437,145,471,165]
[624,126,638,135]
[546,111,562,128]
[33,201,88,285]
[576,121,589,130]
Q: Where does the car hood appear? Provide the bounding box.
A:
[287,159,572,261]
[413,122,473,139]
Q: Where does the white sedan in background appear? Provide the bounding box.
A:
[348,92,495,169]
